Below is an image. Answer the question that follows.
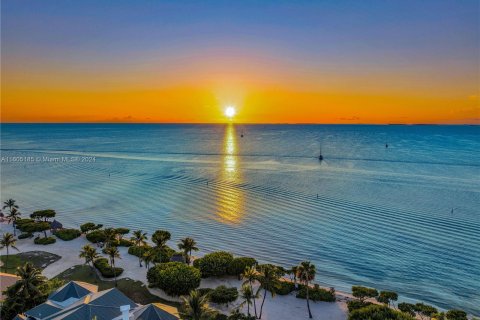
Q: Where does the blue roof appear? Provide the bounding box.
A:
[133,304,178,320]
[49,281,93,302]
[25,302,63,318]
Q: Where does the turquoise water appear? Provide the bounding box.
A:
[1,124,479,314]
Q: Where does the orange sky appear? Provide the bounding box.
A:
[1,1,479,124]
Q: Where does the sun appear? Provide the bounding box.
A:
[224,106,236,119]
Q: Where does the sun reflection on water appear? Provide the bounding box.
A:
[215,124,244,224]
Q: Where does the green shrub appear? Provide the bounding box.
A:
[227,257,257,276]
[115,238,133,247]
[147,262,201,296]
[348,300,372,312]
[348,304,415,320]
[210,285,238,305]
[54,228,81,241]
[18,232,33,239]
[129,245,174,263]
[15,218,34,229]
[93,258,124,278]
[80,222,103,233]
[128,245,152,257]
[197,288,213,297]
[296,284,335,302]
[115,228,130,237]
[352,286,378,302]
[86,230,106,243]
[194,251,234,277]
[446,310,467,320]
[276,281,295,295]
[34,236,56,245]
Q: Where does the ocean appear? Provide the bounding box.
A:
[1,124,479,314]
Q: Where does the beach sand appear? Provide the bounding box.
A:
[0,222,348,320]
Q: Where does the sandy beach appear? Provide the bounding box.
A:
[0,221,348,320]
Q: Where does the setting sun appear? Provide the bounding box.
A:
[225,106,236,119]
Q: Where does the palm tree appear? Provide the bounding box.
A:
[104,246,120,286]
[142,248,156,270]
[79,245,99,271]
[6,208,22,236]
[178,237,198,265]
[289,266,298,289]
[257,265,280,319]
[296,261,316,319]
[0,233,20,271]
[131,230,148,267]
[3,199,19,213]
[179,290,216,320]
[242,266,258,318]
[6,262,48,311]
[103,228,118,247]
[239,283,258,317]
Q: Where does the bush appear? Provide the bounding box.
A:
[352,286,378,302]
[115,238,133,247]
[446,310,467,320]
[194,251,234,277]
[129,245,174,263]
[18,232,33,239]
[54,228,81,241]
[128,245,152,257]
[348,304,414,320]
[227,257,257,276]
[80,222,103,233]
[296,284,335,302]
[94,258,124,278]
[276,281,295,295]
[147,262,201,296]
[348,300,372,312]
[86,230,106,243]
[15,218,34,229]
[34,236,56,245]
[210,285,238,305]
[197,288,213,297]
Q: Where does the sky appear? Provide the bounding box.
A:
[1,0,479,124]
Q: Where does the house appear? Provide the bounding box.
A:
[16,281,178,320]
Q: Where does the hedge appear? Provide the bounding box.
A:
[276,281,295,295]
[227,257,257,276]
[54,228,81,241]
[348,300,372,312]
[296,284,336,302]
[94,258,124,278]
[34,236,56,245]
[209,285,238,305]
[128,245,174,263]
[193,251,234,277]
[86,230,106,243]
[147,262,201,296]
[18,232,33,239]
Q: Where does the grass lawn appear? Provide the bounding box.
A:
[54,265,180,308]
[0,251,61,274]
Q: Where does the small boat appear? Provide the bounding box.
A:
[318,146,323,161]
[385,143,388,148]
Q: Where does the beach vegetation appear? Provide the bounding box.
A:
[152,229,171,247]
[30,209,56,222]
[0,232,19,270]
[26,221,52,238]
[104,246,121,286]
[193,251,234,277]
[80,222,103,233]
[6,208,22,236]
[348,304,415,320]
[241,265,259,318]
[227,257,257,277]
[54,228,81,241]
[179,289,216,320]
[257,263,282,319]
[347,300,373,312]
[296,284,336,302]
[15,218,34,232]
[276,280,295,295]
[131,230,148,266]
[178,237,199,265]
[226,309,256,320]
[94,257,124,278]
[239,283,258,317]
[34,236,56,245]
[209,285,238,305]
[352,285,379,302]
[398,303,416,317]
[18,232,34,239]
[414,303,438,320]
[86,229,107,243]
[147,261,201,296]
[376,290,398,308]
[445,310,467,320]
[296,261,317,318]
[79,244,99,271]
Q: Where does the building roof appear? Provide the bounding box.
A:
[12,314,27,320]
[25,301,63,319]
[132,304,179,320]
[49,281,97,302]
